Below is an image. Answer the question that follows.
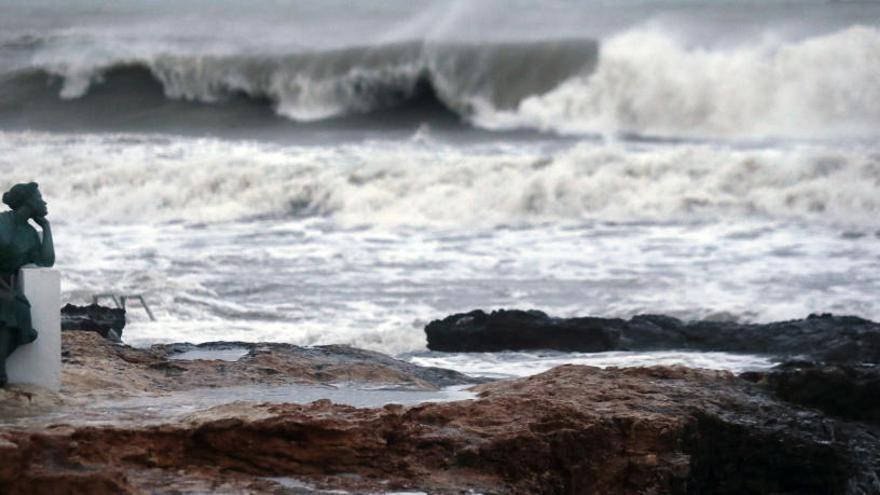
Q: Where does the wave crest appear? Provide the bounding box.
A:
[490,26,880,139]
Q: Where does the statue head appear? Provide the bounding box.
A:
[2,182,47,218]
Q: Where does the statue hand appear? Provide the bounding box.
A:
[33,216,50,229]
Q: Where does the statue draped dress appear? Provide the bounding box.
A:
[0,211,40,347]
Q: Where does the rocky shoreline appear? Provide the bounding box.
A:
[1,313,879,494]
[2,358,879,494]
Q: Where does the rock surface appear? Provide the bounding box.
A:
[426,310,880,362]
[61,303,126,341]
[2,364,879,494]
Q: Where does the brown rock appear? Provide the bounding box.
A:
[2,365,877,494]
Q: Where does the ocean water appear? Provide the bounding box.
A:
[2,0,879,377]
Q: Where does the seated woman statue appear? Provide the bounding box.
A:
[0,182,54,386]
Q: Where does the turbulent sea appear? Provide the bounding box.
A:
[3,0,880,378]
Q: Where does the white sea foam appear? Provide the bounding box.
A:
[3,131,879,228]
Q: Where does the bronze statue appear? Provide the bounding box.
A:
[0,182,55,387]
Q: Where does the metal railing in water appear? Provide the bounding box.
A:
[92,293,156,321]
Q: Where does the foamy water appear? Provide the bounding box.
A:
[407,351,776,378]
[0,131,870,358]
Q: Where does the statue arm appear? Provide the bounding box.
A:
[33,219,55,267]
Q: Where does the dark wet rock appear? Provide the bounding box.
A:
[684,410,853,495]
[3,365,880,494]
[60,303,125,342]
[426,310,880,362]
[425,309,623,352]
[742,361,880,425]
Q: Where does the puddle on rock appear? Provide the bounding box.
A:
[168,347,251,361]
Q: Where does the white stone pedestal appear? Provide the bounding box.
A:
[6,267,61,391]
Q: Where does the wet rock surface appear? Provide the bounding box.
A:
[59,332,482,398]
[2,364,880,494]
[160,341,480,389]
[426,310,880,362]
[61,303,126,341]
[742,361,880,425]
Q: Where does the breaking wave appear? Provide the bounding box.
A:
[2,38,597,125]
[3,131,880,228]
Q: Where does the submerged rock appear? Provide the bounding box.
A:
[2,365,879,494]
[426,310,880,362]
[60,303,126,341]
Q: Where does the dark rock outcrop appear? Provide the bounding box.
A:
[2,365,879,494]
[61,303,126,341]
[425,309,623,352]
[426,310,880,362]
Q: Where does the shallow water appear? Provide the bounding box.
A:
[0,383,475,428]
[68,208,880,357]
[268,477,428,495]
[169,347,251,361]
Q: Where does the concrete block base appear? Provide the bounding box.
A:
[6,267,61,391]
